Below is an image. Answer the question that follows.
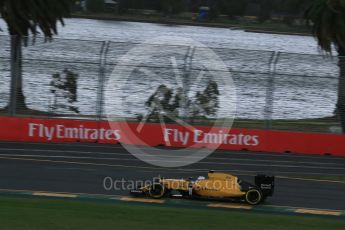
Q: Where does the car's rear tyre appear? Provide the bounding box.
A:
[245,188,263,205]
[148,183,166,199]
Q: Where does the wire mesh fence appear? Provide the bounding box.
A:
[0,35,343,134]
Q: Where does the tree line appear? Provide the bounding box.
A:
[111,0,314,20]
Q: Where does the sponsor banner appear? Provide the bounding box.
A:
[0,117,121,144]
[0,116,345,156]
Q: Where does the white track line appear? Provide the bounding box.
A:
[1,141,345,160]
[1,153,345,170]
[1,155,345,183]
[0,148,344,167]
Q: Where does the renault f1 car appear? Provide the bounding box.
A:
[130,171,274,205]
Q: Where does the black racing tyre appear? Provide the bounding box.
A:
[148,183,166,199]
[245,188,263,205]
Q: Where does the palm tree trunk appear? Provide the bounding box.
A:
[8,35,26,115]
[337,47,345,133]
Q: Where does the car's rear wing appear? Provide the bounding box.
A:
[255,175,275,197]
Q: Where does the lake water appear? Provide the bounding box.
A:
[0,18,339,120]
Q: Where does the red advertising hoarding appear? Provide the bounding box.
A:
[0,116,344,156]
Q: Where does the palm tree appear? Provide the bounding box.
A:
[305,0,345,133]
[0,0,71,114]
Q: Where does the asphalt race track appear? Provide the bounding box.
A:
[0,141,345,211]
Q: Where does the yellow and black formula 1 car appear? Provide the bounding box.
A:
[130,171,274,205]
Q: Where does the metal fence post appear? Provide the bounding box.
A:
[264,51,280,129]
[96,41,109,121]
[8,35,21,116]
[337,55,345,133]
[9,57,17,116]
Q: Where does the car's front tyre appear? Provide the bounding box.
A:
[245,188,263,205]
[148,183,166,199]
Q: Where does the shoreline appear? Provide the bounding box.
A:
[243,29,311,36]
[71,14,238,29]
[71,13,312,37]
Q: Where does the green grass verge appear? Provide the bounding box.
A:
[0,197,344,230]
[0,110,340,133]
[202,117,339,133]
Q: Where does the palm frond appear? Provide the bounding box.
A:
[0,0,72,37]
[305,0,345,53]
